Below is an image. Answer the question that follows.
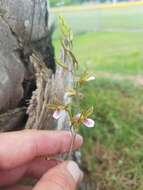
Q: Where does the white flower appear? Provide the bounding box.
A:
[86,76,95,81]
[75,113,95,128]
[53,109,63,120]
[83,118,95,128]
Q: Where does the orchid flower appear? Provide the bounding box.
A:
[48,103,68,120]
[83,118,95,127]
[53,109,64,120]
[78,71,95,86]
[75,113,95,128]
[86,76,95,81]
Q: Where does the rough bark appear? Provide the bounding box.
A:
[0,0,58,131]
[0,0,49,42]
[0,0,72,132]
[0,16,25,113]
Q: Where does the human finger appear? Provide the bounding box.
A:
[0,130,83,170]
[33,161,83,190]
[0,159,61,186]
[2,185,32,190]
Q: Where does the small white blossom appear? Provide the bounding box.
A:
[75,113,95,128]
[86,76,95,81]
[83,118,95,128]
[53,109,63,120]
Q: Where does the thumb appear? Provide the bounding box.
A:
[33,161,83,190]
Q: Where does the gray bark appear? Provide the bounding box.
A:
[0,16,25,112]
[0,0,49,42]
[0,0,71,132]
[0,0,56,131]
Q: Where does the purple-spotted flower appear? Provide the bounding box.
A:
[48,103,69,120]
[74,113,95,128]
[49,103,95,129]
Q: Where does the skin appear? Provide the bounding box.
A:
[0,130,83,190]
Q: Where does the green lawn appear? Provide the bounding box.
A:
[80,78,143,190]
[53,7,143,189]
[55,32,143,75]
[74,32,143,75]
[76,33,143,190]
[53,6,143,38]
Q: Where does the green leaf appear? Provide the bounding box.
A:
[84,106,94,118]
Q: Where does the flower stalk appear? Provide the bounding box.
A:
[48,16,95,160]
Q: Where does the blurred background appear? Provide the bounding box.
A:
[49,1,143,189]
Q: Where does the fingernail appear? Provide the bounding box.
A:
[75,134,83,145]
[67,161,83,183]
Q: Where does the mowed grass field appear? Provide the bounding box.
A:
[53,5,143,190]
[74,32,143,75]
[52,5,143,37]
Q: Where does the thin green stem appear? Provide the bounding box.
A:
[68,126,76,160]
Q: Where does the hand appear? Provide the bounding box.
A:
[0,130,83,190]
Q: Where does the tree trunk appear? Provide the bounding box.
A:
[0,0,69,132]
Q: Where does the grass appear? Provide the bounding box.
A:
[74,32,143,75]
[52,6,143,38]
[55,32,143,75]
[53,6,143,190]
[80,78,143,190]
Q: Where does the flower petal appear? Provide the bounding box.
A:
[83,118,95,128]
[75,113,81,119]
[53,110,63,120]
[86,76,95,81]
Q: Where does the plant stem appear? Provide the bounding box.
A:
[68,126,76,160]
